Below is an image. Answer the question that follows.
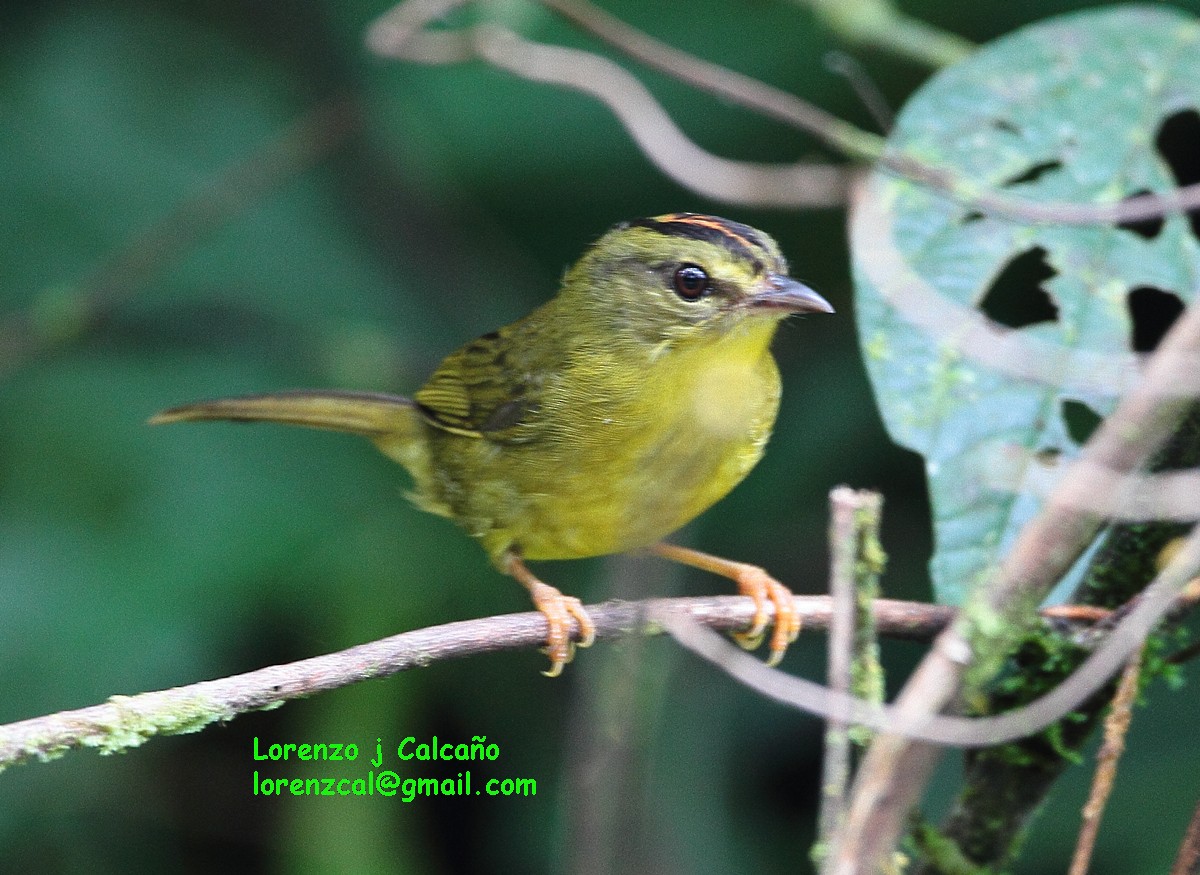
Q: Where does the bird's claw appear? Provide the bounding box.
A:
[528,581,595,677]
[732,567,801,667]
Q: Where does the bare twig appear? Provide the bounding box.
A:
[986,451,1200,520]
[370,0,1200,227]
[2,574,1184,776]
[1067,647,1143,875]
[949,176,1200,228]
[538,0,881,160]
[367,0,877,161]
[1041,605,1113,623]
[797,0,976,69]
[1171,795,1200,875]
[549,0,1200,227]
[0,97,359,380]
[367,0,851,207]
[471,26,848,207]
[823,51,894,133]
[547,0,1200,226]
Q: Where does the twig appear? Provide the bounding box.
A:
[826,287,1200,874]
[797,0,976,69]
[538,0,881,160]
[823,51,894,133]
[0,594,956,773]
[817,488,885,869]
[986,452,1200,519]
[1067,647,1144,875]
[921,406,1200,872]
[0,97,360,381]
[1041,605,1113,623]
[848,499,886,717]
[543,0,1200,226]
[661,525,1200,746]
[369,0,1200,227]
[818,490,864,856]
[471,26,848,207]
[367,0,851,207]
[0,589,1135,775]
[2,573,1185,777]
[1171,795,1200,875]
[549,0,1200,227]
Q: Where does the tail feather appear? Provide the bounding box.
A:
[149,389,418,438]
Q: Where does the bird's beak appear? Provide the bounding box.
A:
[748,275,834,314]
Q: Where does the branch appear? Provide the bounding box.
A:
[795,0,976,69]
[545,0,1200,227]
[817,488,885,867]
[916,406,1200,871]
[538,0,881,160]
[1172,794,1200,875]
[825,286,1200,870]
[368,0,849,207]
[986,452,1200,520]
[818,491,863,851]
[0,594,953,773]
[369,0,1200,227]
[1067,647,1143,875]
[660,532,1200,746]
[471,26,848,207]
[4,582,1169,776]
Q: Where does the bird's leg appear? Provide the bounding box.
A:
[504,553,596,677]
[651,542,801,666]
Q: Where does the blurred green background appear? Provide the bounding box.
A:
[1,1,1198,872]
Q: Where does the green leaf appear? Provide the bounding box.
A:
[852,6,1200,604]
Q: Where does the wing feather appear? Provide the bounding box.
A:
[414,328,541,441]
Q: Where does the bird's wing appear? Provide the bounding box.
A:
[413,328,542,441]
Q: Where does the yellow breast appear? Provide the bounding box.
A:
[455,317,784,562]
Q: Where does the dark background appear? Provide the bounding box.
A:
[1,1,1197,872]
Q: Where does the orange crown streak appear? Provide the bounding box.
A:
[652,213,758,253]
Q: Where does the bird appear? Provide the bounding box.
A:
[151,212,834,675]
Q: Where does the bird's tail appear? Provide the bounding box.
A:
[149,389,419,437]
[150,388,452,517]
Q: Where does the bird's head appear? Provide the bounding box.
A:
[560,212,833,349]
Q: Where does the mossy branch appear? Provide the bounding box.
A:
[829,288,1200,874]
[0,594,955,773]
[817,487,886,865]
[2,587,1167,776]
[922,407,1200,872]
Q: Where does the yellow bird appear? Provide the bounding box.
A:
[152,213,833,675]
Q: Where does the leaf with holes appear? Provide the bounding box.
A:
[851,6,1200,604]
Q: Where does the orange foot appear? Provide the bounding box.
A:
[653,543,801,666]
[506,554,596,677]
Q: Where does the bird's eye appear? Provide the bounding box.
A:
[672,264,710,300]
